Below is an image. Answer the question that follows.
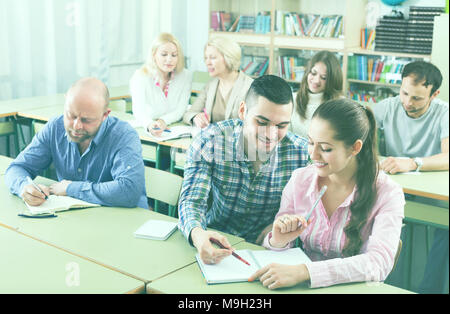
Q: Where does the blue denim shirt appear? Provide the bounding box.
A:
[5,115,148,209]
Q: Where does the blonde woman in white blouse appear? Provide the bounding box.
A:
[130,33,192,136]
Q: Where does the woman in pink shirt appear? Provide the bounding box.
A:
[249,98,405,289]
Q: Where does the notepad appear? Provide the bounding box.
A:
[145,125,201,141]
[133,219,178,240]
[143,125,194,141]
[196,248,312,284]
[25,195,100,215]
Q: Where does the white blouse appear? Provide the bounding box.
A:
[290,92,324,138]
[130,68,193,130]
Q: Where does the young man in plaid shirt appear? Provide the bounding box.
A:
[178,75,309,265]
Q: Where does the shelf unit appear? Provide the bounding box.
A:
[209,0,433,98]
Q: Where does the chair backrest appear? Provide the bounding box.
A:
[0,121,15,136]
[109,99,128,113]
[392,239,402,273]
[144,167,183,207]
[32,120,46,136]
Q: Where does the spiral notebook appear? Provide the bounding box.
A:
[196,248,311,284]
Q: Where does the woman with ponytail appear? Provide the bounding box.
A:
[249,98,405,289]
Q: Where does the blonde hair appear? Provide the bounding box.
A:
[142,33,185,77]
[205,36,241,72]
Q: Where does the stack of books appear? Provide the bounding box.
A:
[361,28,376,50]
[348,86,397,103]
[277,55,308,82]
[275,11,344,38]
[241,56,269,77]
[210,11,232,31]
[405,6,444,54]
[374,6,444,55]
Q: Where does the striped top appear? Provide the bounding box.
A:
[263,165,405,288]
[178,119,309,244]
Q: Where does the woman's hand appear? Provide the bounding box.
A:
[270,214,310,248]
[192,112,210,129]
[148,119,167,136]
[248,263,310,290]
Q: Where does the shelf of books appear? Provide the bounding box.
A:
[274,49,343,91]
[346,52,427,103]
[209,0,366,85]
[208,0,443,101]
[241,46,271,78]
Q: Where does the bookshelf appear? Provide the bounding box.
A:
[208,0,437,97]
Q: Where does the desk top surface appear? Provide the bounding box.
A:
[0,176,244,283]
[147,241,413,294]
[0,226,144,294]
[387,170,449,201]
[0,155,13,175]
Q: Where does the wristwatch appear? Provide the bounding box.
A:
[413,157,423,172]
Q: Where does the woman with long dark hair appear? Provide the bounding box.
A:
[250,98,405,289]
[291,51,343,137]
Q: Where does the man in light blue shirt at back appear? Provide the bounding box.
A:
[5,77,148,209]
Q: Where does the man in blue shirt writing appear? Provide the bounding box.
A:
[5,77,148,209]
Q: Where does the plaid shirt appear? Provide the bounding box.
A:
[178,119,309,244]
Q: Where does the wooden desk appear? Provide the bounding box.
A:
[109,85,130,100]
[147,241,413,294]
[0,227,145,293]
[0,176,244,284]
[0,155,12,175]
[387,171,449,201]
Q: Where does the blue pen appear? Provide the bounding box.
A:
[304,185,327,221]
[152,127,172,133]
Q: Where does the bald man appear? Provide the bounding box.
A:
[5,77,148,209]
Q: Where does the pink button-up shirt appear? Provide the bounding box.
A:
[263,165,405,288]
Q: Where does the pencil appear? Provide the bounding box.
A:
[210,238,251,266]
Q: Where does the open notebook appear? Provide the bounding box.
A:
[25,195,100,215]
[145,125,200,141]
[196,248,311,284]
[134,219,178,240]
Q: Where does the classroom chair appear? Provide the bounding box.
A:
[393,239,403,273]
[170,147,186,175]
[109,99,128,112]
[31,120,57,179]
[0,118,19,157]
[144,166,183,217]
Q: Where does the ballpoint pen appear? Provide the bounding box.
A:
[18,212,57,218]
[26,176,48,200]
[305,185,328,221]
[152,127,172,133]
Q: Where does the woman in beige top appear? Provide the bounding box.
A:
[183,36,253,128]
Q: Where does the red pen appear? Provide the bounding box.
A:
[210,238,251,266]
[203,108,209,121]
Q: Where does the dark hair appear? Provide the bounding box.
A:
[296,51,343,119]
[245,75,293,109]
[402,61,443,96]
[312,98,379,257]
